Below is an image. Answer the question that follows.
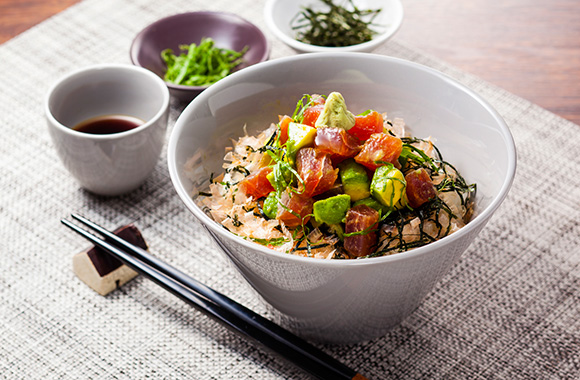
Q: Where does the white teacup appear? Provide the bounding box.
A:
[45,64,170,196]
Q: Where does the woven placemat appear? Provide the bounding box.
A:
[1,0,579,378]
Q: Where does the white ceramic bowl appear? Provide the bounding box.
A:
[46,64,170,196]
[168,53,516,344]
[264,0,403,53]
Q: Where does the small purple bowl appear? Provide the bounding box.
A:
[130,12,270,103]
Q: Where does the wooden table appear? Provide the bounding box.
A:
[1,0,578,125]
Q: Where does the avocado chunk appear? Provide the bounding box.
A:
[314,92,356,131]
[313,194,351,225]
[338,159,371,201]
[286,122,317,164]
[262,191,279,219]
[370,165,406,208]
[266,163,293,192]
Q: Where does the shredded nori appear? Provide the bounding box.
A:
[291,0,382,47]
[225,165,251,176]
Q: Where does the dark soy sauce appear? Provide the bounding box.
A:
[73,114,144,135]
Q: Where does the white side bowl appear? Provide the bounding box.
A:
[264,0,404,53]
[46,64,170,196]
[168,53,516,344]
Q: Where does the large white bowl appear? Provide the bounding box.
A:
[264,0,404,53]
[168,53,516,344]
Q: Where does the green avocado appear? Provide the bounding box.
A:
[314,92,356,131]
[285,122,317,165]
[370,165,406,208]
[262,192,279,219]
[287,122,316,152]
[313,194,351,225]
[338,159,371,201]
[266,163,293,192]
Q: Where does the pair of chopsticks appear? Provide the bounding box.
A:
[61,214,368,380]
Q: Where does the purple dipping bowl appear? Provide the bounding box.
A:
[130,12,270,103]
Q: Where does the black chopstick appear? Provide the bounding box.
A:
[61,215,368,380]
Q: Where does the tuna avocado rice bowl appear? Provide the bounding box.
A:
[197,92,476,259]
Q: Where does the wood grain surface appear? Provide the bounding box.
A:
[1,0,578,125]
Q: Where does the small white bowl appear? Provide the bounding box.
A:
[46,64,170,196]
[168,53,516,344]
[264,0,403,53]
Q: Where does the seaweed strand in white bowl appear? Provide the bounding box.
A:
[291,0,382,47]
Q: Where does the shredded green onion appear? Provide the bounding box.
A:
[161,37,248,87]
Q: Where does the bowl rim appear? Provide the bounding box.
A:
[168,52,517,268]
[264,0,404,53]
[130,11,270,92]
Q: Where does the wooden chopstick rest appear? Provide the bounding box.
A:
[72,224,147,295]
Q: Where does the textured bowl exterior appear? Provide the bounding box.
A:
[130,12,270,103]
[264,0,404,53]
[208,221,484,343]
[168,53,516,343]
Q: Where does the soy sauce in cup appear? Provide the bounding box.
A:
[73,114,144,135]
[45,64,170,196]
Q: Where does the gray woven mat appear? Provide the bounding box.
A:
[1,0,579,379]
